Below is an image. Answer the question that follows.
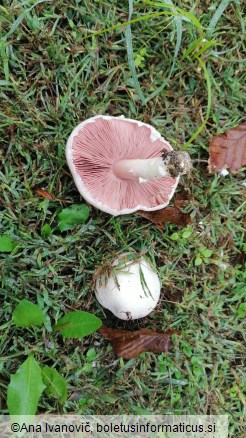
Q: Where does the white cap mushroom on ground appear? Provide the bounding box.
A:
[66,115,192,216]
[95,255,161,320]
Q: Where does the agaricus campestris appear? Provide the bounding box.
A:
[95,255,161,320]
[66,115,192,216]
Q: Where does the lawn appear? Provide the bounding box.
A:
[0,0,245,436]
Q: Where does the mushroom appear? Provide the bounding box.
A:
[95,255,161,320]
[66,115,192,216]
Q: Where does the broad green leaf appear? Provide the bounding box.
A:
[182,228,193,239]
[194,256,203,266]
[86,348,97,361]
[237,303,246,318]
[81,363,93,373]
[42,366,67,403]
[7,356,45,415]
[41,224,52,237]
[0,236,17,252]
[58,204,90,232]
[54,311,102,338]
[203,258,211,264]
[198,246,207,253]
[203,249,213,258]
[12,299,45,327]
[181,342,193,357]
[170,232,179,241]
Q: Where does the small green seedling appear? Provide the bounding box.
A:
[194,246,213,266]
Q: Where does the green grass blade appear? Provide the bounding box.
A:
[182,37,203,59]
[80,4,203,44]
[206,0,239,39]
[145,0,203,103]
[125,0,146,104]
[143,1,203,35]
[0,44,9,82]
[196,56,212,120]
[126,0,183,103]
[5,0,52,39]
[182,56,212,149]
[170,16,182,76]
[191,40,219,58]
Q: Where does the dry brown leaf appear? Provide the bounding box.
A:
[35,189,55,200]
[99,327,179,359]
[173,199,189,209]
[208,122,246,173]
[138,206,191,230]
[173,191,190,209]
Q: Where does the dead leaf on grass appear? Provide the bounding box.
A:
[99,327,179,359]
[35,189,55,200]
[173,199,190,209]
[208,122,246,173]
[173,191,190,208]
[138,206,191,230]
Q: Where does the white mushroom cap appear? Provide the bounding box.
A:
[95,255,161,320]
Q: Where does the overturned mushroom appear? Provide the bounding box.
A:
[66,115,192,215]
[95,255,161,320]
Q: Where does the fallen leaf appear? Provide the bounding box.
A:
[173,191,190,208]
[35,189,55,200]
[208,122,246,173]
[138,206,191,229]
[99,327,179,359]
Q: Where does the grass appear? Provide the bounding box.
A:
[0,0,245,435]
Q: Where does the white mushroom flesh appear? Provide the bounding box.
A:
[113,151,192,181]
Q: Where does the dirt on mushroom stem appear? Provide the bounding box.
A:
[161,150,193,178]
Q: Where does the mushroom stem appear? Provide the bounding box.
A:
[113,151,192,182]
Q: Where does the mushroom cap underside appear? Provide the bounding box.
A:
[66,115,179,215]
